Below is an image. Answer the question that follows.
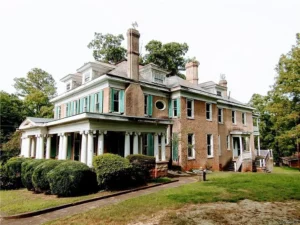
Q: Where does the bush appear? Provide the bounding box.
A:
[126,154,155,180]
[0,165,14,190]
[47,161,98,197]
[32,160,64,193]
[4,157,29,189]
[93,153,135,190]
[21,159,47,191]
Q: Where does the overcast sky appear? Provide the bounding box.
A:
[1,0,299,103]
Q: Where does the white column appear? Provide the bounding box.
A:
[239,136,243,158]
[62,133,68,160]
[97,131,105,155]
[25,137,31,158]
[87,130,94,167]
[46,135,52,159]
[124,132,130,157]
[161,133,166,161]
[133,132,139,155]
[258,136,261,156]
[20,137,25,156]
[154,133,159,161]
[58,134,63,160]
[31,137,36,158]
[139,135,143,154]
[39,135,45,159]
[81,131,87,164]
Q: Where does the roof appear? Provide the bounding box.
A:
[27,117,54,123]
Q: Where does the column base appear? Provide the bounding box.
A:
[150,161,168,178]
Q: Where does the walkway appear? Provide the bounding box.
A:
[1,177,197,225]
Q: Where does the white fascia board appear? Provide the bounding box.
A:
[76,62,116,73]
[142,86,169,97]
[217,100,254,111]
[180,90,217,103]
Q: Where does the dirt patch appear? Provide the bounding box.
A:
[130,200,300,225]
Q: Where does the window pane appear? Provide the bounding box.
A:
[144,95,148,115]
[187,109,192,117]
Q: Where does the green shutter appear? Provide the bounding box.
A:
[119,90,124,113]
[70,102,73,116]
[90,94,94,112]
[68,102,71,116]
[147,95,153,116]
[172,133,179,161]
[168,99,173,118]
[110,88,114,112]
[80,98,83,113]
[177,98,181,117]
[99,90,103,113]
[77,100,80,114]
[147,134,154,156]
[67,135,72,160]
[55,106,58,119]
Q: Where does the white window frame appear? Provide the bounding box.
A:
[186,99,194,118]
[232,110,236,124]
[187,133,195,159]
[173,99,178,117]
[83,97,88,112]
[57,106,61,119]
[207,134,213,158]
[242,112,247,125]
[227,135,231,150]
[113,89,120,113]
[73,101,77,115]
[206,103,212,121]
[218,108,223,123]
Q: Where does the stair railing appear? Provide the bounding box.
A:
[234,154,243,172]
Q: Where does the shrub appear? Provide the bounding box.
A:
[93,153,134,190]
[32,160,64,193]
[126,154,155,180]
[21,159,47,191]
[47,161,98,197]
[4,157,29,189]
[0,165,14,190]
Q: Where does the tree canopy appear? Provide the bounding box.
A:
[87,33,126,64]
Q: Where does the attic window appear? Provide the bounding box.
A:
[153,72,165,84]
[66,83,71,91]
[217,91,222,96]
[84,72,90,82]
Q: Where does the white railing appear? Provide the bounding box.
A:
[234,154,243,172]
[243,151,252,159]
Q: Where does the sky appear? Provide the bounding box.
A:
[0,0,299,103]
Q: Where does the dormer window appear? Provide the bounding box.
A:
[84,72,90,83]
[217,91,222,96]
[66,83,71,91]
[153,72,165,84]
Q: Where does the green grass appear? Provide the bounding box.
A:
[47,170,300,225]
[273,166,300,173]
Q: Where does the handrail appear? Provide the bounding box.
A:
[234,154,243,172]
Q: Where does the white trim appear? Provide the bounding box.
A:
[187,133,195,159]
[186,99,194,119]
[155,100,166,111]
[207,134,213,158]
[206,102,212,121]
[218,135,221,156]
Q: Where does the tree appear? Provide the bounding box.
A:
[143,40,189,78]
[13,68,57,118]
[87,33,126,64]
[0,91,26,147]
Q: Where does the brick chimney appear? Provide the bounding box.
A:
[127,28,140,81]
[185,61,199,84]
[219,79,228,97]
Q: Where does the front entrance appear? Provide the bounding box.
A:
[104,131,125,157]
[233,137,241,157]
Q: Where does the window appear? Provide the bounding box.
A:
[187,134,195,159]
[206,103,212,120]
[173,99,178,117]
[207,134,213,157]
[66,83,71,91]
[57,106,61,119]
[83,97,88,112]
[232,110,236,124]
[95,94,99,112]
[153,73,165,84]
[218,108,223,123]
[217,91,222,96]
[155,100,165,110]
[73,101,77,115]
[144,95,148,115]
[242,112,247,125]
[113,90,120,112]
[186,99,194,118]
[227,135,230,150]
[84,72,90,82]
[66,103,69,117]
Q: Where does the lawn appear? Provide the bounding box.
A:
[46,168,300,225]
[0,178,171,216]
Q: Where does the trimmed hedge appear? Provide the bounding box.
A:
[4,157,29,189]
[126,154,155,179]
[21,159,47,191]
[0,165,14,190]
[47,161,98,197]
[93,153,133,190]
[32,160,64,193]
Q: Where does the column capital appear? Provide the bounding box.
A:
[80,130,87,135]
[98,130,107,135]
[125,132,132,135]
[47,134,53,138]
[87,130,94,135]
[134,132,141,136]
[161,133,166,137]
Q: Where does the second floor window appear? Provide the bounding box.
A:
[66,104,69,117]
[242,112,247,125]
[187,134,195,158]
[187,99,194,118]
[173,99,178,117]
[206,103,212,120]
[57,106,61,119]
[217,91,222,96]
[232,110,236,124]
[113,90,119,112]
[95,94,99,112]
[218,108,223,123]
[83,97,88,112]
[110,88,124,113]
